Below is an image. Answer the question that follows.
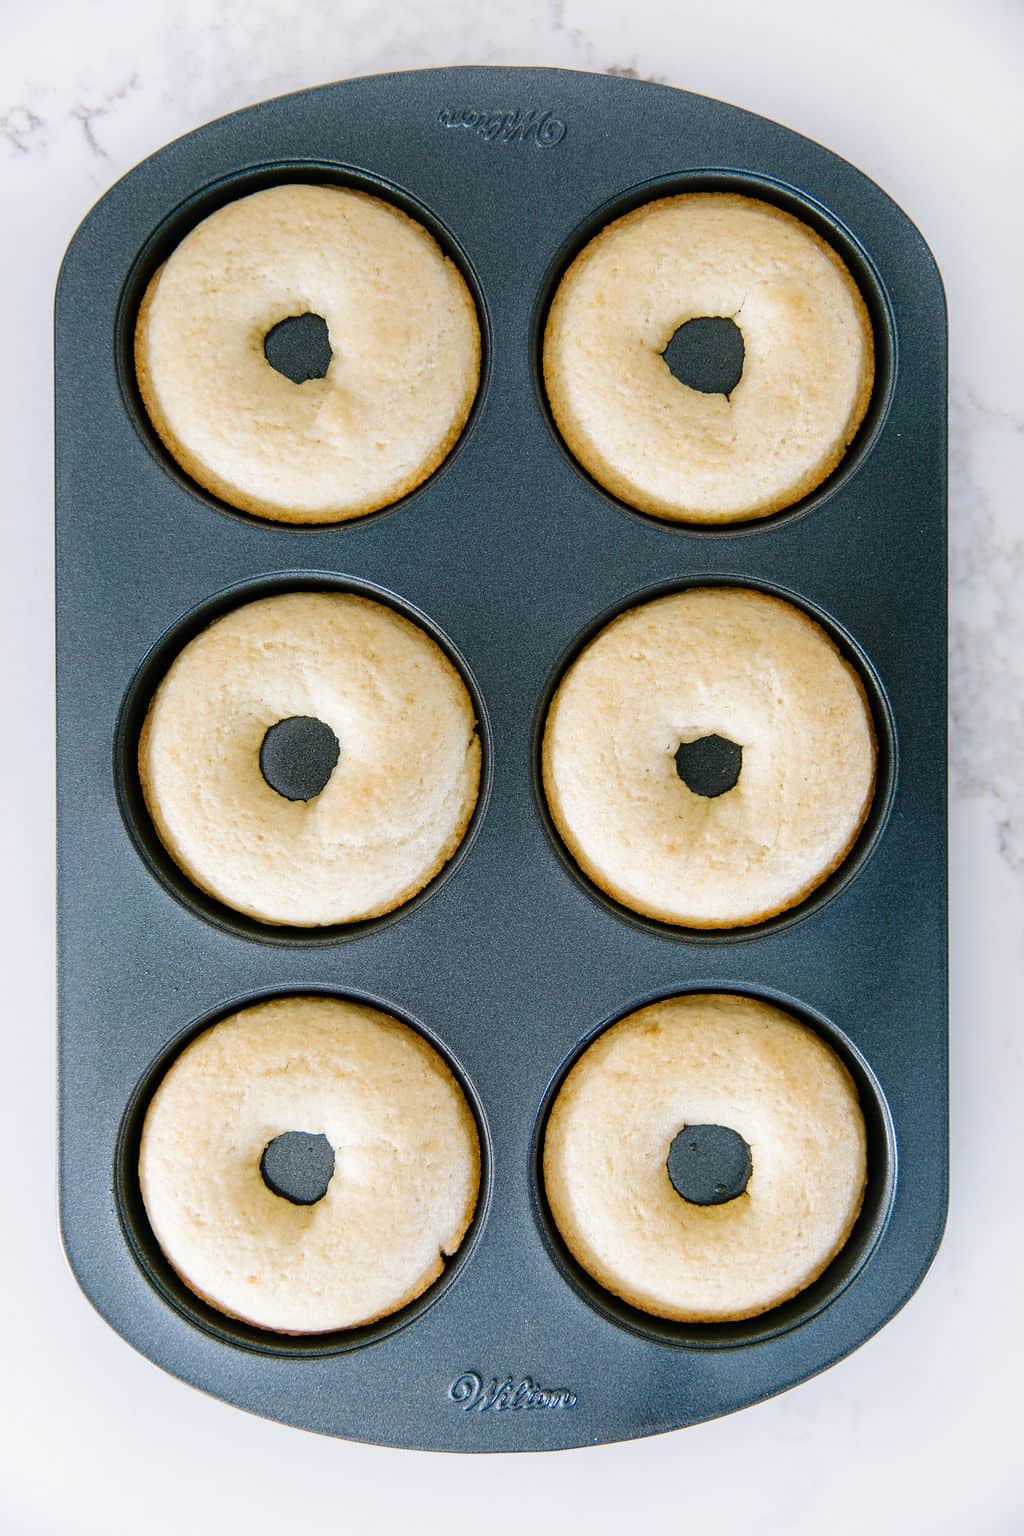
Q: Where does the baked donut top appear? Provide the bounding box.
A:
[542,587,876,927]
[138,592,481,926]
[134,183,481,522]
[543,192,874,523]
[543,993,867,1322]
[139,995,481,1333]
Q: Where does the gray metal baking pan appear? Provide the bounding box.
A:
[55,65,947,1451]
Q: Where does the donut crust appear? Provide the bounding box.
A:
[543,993,867,1323]
[543,193,874,523]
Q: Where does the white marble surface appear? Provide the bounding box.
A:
[3,0,1022,1530]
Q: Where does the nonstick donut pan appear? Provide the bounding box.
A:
[56,65,947,1451]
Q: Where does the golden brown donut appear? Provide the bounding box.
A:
[543,192,873,523]
[139,592,481,926]
[541,587,876,928]
[139,996,481,1334]
[543,993,867,1322]
[135,183,480,522]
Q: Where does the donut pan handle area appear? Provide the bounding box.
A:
[55,66,947,1452]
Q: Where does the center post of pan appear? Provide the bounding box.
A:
[259,715,340,801]
[667,1124,753,1205]
[661,316,745,397]
[675,734,743,798]
[260,1131,336,1206]
[263,312,333,383]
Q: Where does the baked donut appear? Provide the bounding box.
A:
[134,183,480,522]
[543,993,867,1322]
[541,587,876,928]
[139,996,481,1333]
[543,192,874,523]
[139,592,481,926]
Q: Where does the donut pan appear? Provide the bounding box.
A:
[55,66,947,1451]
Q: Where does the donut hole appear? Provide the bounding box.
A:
[661,316,744,398]
[667,1124,752,1206]
[259,715,340,802]
[674,734,742,798]
[263,311,333,384]
[260,1131,335,1206]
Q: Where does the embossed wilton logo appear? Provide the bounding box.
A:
[449,1371,577,1412]
[438,107,567,147]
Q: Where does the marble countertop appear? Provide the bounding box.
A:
[3,1,1021,1531]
